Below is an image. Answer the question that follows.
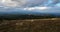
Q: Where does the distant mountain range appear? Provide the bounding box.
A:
[0,7,60,19]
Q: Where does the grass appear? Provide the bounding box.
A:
[0,18,60,32]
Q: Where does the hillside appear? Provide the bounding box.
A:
[0,19,60,32]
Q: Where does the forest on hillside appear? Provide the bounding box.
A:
[0,14,56,20]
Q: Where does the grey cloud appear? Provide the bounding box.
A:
[11,0,60,7]
[0,0,28,7]
[0,0,60,7]
[0,0,48,7]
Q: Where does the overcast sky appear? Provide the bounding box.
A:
[0,0,60,13]
[0,0,60,7]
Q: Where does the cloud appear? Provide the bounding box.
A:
[22,0,48,7]
[16,0,59,7]
[23,7,60,13]
[0,0,49,7]
[0,0,60,8]
[0,0,28,7]
[23,7,50,11]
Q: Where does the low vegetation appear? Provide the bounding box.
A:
[0,19,60,32]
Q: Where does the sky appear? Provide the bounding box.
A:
[0,0,60,13]
[0,0,60,7]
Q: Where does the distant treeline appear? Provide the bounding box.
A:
[0,14,59,20]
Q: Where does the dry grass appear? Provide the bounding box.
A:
[0,18,60,32]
